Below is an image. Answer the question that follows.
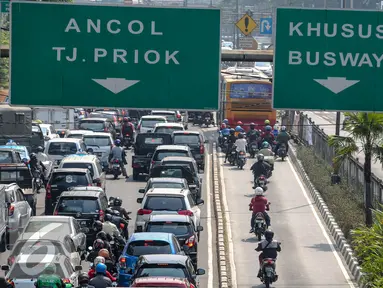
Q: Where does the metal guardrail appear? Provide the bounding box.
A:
[281,110,383,209]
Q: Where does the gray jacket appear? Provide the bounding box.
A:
[89,275,112,288]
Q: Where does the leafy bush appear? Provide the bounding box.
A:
[352,208,383,287]
[297,146,364,239]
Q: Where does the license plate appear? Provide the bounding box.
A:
[239,155,245,158]
[252,145,257,149]
[113,164,120,168]
[259,181,265,185]
[2,172,17,180]
[231,151,236,154]
[265,267,273,273]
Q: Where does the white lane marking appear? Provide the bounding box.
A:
[287,158,356,288]
[218,152,238,288]
[206,148,213,288]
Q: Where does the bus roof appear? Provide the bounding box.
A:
[221,77,272,84]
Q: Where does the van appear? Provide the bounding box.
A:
[44,138,87,167]
[137,116,167,134]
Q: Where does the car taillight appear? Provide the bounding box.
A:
[99,210,104,221]
[200,144,204,154]
[125,134,130,137]
[46,184,51,198]
[177,210,194,216]
[120,223,125,229]
[119,257,127,269]
[114,159,119,163]
[94,178,102,187]
[185,235,196,247]
[8,205,14,216]
[7,256,15,266]
[137,209,152,215]
[177,114,181,119]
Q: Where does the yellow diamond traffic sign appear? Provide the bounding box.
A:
[235,13,257,36]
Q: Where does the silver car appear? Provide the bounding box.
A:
[82,132,114,170]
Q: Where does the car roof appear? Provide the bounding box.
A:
[0,145,27,150]
[39,124,53,128]
[83,132,112,137]
[130,232,174,242]
[133,277,189,284]
[148,214,191,223]
[60,191,102,197]
[0,148,17,152]
[146,188,187,195]
[155,122,183,128]
[52,168,90,173]
[80,117,110,122]
[19,231,70,241]
[139,254,188,264]
[68,186,104,192]
[61,154,98,163]
[173,131,201,136]
[149,177,186,183]
[15,254,67,264]
[67,130,94,134]
[155,145,189,151]
[162,156,195,162]
[29,216,73,222]
[48,138,82,143]
[141,115,167,120]
[152,110,176,115]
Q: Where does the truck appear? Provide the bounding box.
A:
[132,133,172,181]
[32,108,75,130]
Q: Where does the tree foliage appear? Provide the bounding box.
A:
[0,28,9,89]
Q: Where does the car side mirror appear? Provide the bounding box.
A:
[147,153,153,158]
[197,226,204,232]
[204,139,209,143]
[137,198,143,204]
[75,265,82,271]
[199,178,202,183]
[138,189,145,193]
[196,199,204,206]
[196,268,205,275]
[1,265,9,271]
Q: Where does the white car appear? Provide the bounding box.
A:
[44,138,87,167]
[65,130,94,139]
[39,124,59,146]
[135,188,204,232]
[152,122,184,134]
[137,115,167,134]
[80,132,113,170]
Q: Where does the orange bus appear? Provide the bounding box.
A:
[218,74,276,131]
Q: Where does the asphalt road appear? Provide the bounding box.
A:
[218,149,358,288]
[0,126,220,287]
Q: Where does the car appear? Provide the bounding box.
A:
[138,177,189,195]
[74,108,86,121]
[82,132,114,170]
[31,122,45,152]
[65,129,94,139]
[117,232,184,286]
[0,148,32,189]
[40,123,59,143]
[151,110,179,122]
[0,145,30,161]
[2,254,83,288]
[137,115,167,134]
[89,111,122,132]
[59,154,106,191]
[2,184,32,245]
[45,168,94,215]
[152,122,185,134]
[150,145,193,171]
[144,214,203,267]
[130,254,205,287]
[130,276,196,287]
[44,138,87,167]
[53,190,109,246]
[78,117,117,139]
[19,215,87,260]
[135,188,204,232]
[172,131,208,170]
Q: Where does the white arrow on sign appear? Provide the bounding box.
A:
[260,19,271,33]
[313,77,359,94]
[92,78,140,94]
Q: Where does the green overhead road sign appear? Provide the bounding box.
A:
[1,1,9,13]
[10,2,221,110]
[273,8,383,111]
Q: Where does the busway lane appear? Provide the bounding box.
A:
[218,151,356,287]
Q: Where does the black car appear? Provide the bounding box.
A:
[130,254,205,286]
[0,148,32,189]
[45,168,94,215]
[144,214,203,267]
[53,190,109,246]
[172,131,208,170]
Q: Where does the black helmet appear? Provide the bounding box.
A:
[250,123,255,129]
[265,230,274,241]
[113,197,122,207]
[93,220,103,231]
[37,146,44,153]
[229,128,235,134]
[30,153,37,159]
[257,154,264,162]
[78,272,89,285]
[105,208,114,215]
[238,133,244,139]
[96,231,108,241]
[105,214,113,222]
[92,239,105,250]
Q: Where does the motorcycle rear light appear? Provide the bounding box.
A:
[177,210,194,216]
[114,159,119,163]
[125,134,130,137]
[137,209,152,215]
[267,260,274,264]
[119,257,127,269]
[63,279,71,284]
[185,235,196,247]
[200,144,204,154]
[99,210,104,221]
[120,223,125,229]
[46,184,51,198]
[259,176,265,180]
[8,205,14,216]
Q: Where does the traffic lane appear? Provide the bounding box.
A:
[105,148,215,287]
[219,153,355,287]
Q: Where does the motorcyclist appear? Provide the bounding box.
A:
[109,139,128,178]
[255,230,281,278]
[76,272,95,288]
[258,141,274,157]
[109,197,131,220]
[36,263,64,288]
[249,187,270,233]
[87,239,107,263]
[88,257,116,282]
[105,212,129,238]
[95,231,112,254]
[235,121,245,133]
[6,139,15,146]
[261,125,275,146]
[263,120,271,132]
[203,111,214,124]
[101,217,126,246]
[272,125,279,137]
[98,249,116,274]
[89,263,112,288]
[224,129,237,163]
[36,146,49,162]
[30,152,47,188]
[246,123,260,145]
[250,154,271,187]
[218,124,230,146]
[234,133,247,160]
[121,117,135,137]
[275,126,290,155]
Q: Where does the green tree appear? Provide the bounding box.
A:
[328,112,383,227]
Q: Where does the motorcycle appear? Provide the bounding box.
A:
[253,212,267,241]
[254,175,268,191]
[193,114,203,126]
[277,143,287,161]
[123,134,133,149]
[203,116,211,127]
[111,159,122,179]
[248,142,259,158]
[260,258,279,288]
[237,151,246,169]
[32,169,43,193]
[228,146,237,165]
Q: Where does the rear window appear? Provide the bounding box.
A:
[144,196,186,211]
[83,136,112,146]
[51,172,89,186]
[24,221,70,234]
[144,138,164,145]
[61,163,94,176]
[150,183,184,189]
[141,119,166,128]
[154,127,183,134]
[11,240,66,258]
[48,142,78,155]
[154,151,189,161]
[136,266,187,279]
[146,222,192,235]
[9,263,66,279]
[152,113,176,122]
[79,121,105,131]
[57,197,100,213]
[0,151,13,163]
[90,112,116,121]
[127,240,172,256]
[158,169,185,178]
[173,134,200,145]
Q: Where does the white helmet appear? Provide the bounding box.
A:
[94,256,105,266]
[255,187,264,196]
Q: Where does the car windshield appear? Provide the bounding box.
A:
[0,151,13,163]
[173,135,200,145]
[150,183,184,189]
[48,142,78,155]
[61,163,94,176]
[154,127,183,134]
[136,267,186,278]
[32,126,41,133]
[141,120,166,128]
[83,136,111,147]
[51,173,89,186]
[79,121,105,132]
[9,263,66,279]
[57,197,100,213]
[144,196,186,211]
[41,127,48,135]
[146,222,191,235]
[11,240,66,258]
[91,113,116,121]
[24,221,70,234]
[127,240,172,256]
[154,151,188,161]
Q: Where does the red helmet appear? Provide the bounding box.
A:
[237,121,243,126]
